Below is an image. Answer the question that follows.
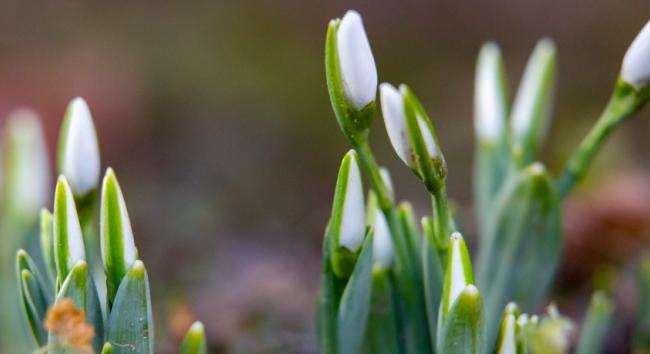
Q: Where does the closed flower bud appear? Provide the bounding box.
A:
[622,20,650,89]
[371,209,393,269]
[58,97,101,197]
[475,42,508,142]
[53,176,86,283]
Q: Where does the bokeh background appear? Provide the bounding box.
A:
[1,1,649,353]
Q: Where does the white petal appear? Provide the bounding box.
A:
[448,232,468,310]
[498,314,517,354]
[4,109,50,217]
[115,176,137,268]
[372,209,393,268]
[59,177,86,269]
[62,97,100,196]
[622,20,650,88]
[339,153,366,252]
[417,115,439,159]
[380,83,411,166]
[475,43,507,141]
[337,10,378,109]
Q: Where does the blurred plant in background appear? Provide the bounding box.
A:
[1,98,207,353]
[319,10,650,354]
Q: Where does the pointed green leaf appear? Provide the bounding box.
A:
[575,291,614,354]
[437,285,486,354]
[52,260,104,353]
[422,217,444,347]
[40,208,57,286]
[106,260,153,354]
[510,39,556,165]
[496,303,523,354]
[101,168,138,305]
[179,321,207,354]
[365,268,400,354]
[337,232,373,354]
[16,249,53,345]
[53,176,86,288]
[477,163,561,346]
[101,342,113,354]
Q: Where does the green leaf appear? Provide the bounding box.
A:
[101,342,113,354]
[101,168,138,306]
[179,322,207,354]
[106,260,153,354]
[422,217,444,348]
[510,39,556,166]
[16,250,53,345]
[317,223,347,354]
[437,285,486,354]
[40,208,57,286]
[53,176,86,288]
[52,260,104,353]
[337,232,373,354]
[477,163,561,346]
[365,268,400,354]
[495,303,524,354]
[575,291,614,354]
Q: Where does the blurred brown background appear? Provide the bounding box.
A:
[0,1,649,353]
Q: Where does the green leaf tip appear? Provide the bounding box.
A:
[53,175,87,286]
[101,167,138,304]
[180,321,208,354]
[101,342,113,354]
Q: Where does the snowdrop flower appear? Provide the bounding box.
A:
[53,176,86,280]
[372,209,393,269]
[58,97,100,197]
[336,10,378,110]
[622,20,650,89]
[441,232,475,316]
[336,151,366,252]
[475,42,508,142]
[2,109,50,221]
[380,83,446,186]
[496,303,519,354]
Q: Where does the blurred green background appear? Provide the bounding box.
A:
[0,1,649,353]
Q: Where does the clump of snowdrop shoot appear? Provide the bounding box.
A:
[325,10,378,140]
[327,150,366,277]
[380,83,446,191]
[58,97,101,198]
[2,109,50,224]
[622,20,650,89]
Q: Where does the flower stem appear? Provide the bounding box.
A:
[352,134,394,212]
[556,81,649,198]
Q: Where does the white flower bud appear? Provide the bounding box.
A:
[339,151,366,252]
[622,20,650,88]
[372,209,393,269]
[337,10,378,110]
[59,97,100,197]
[475,42,508,141]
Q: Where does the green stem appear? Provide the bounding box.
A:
[557,82,650,198]
[431,184,454,254]
[352,134,394,212]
